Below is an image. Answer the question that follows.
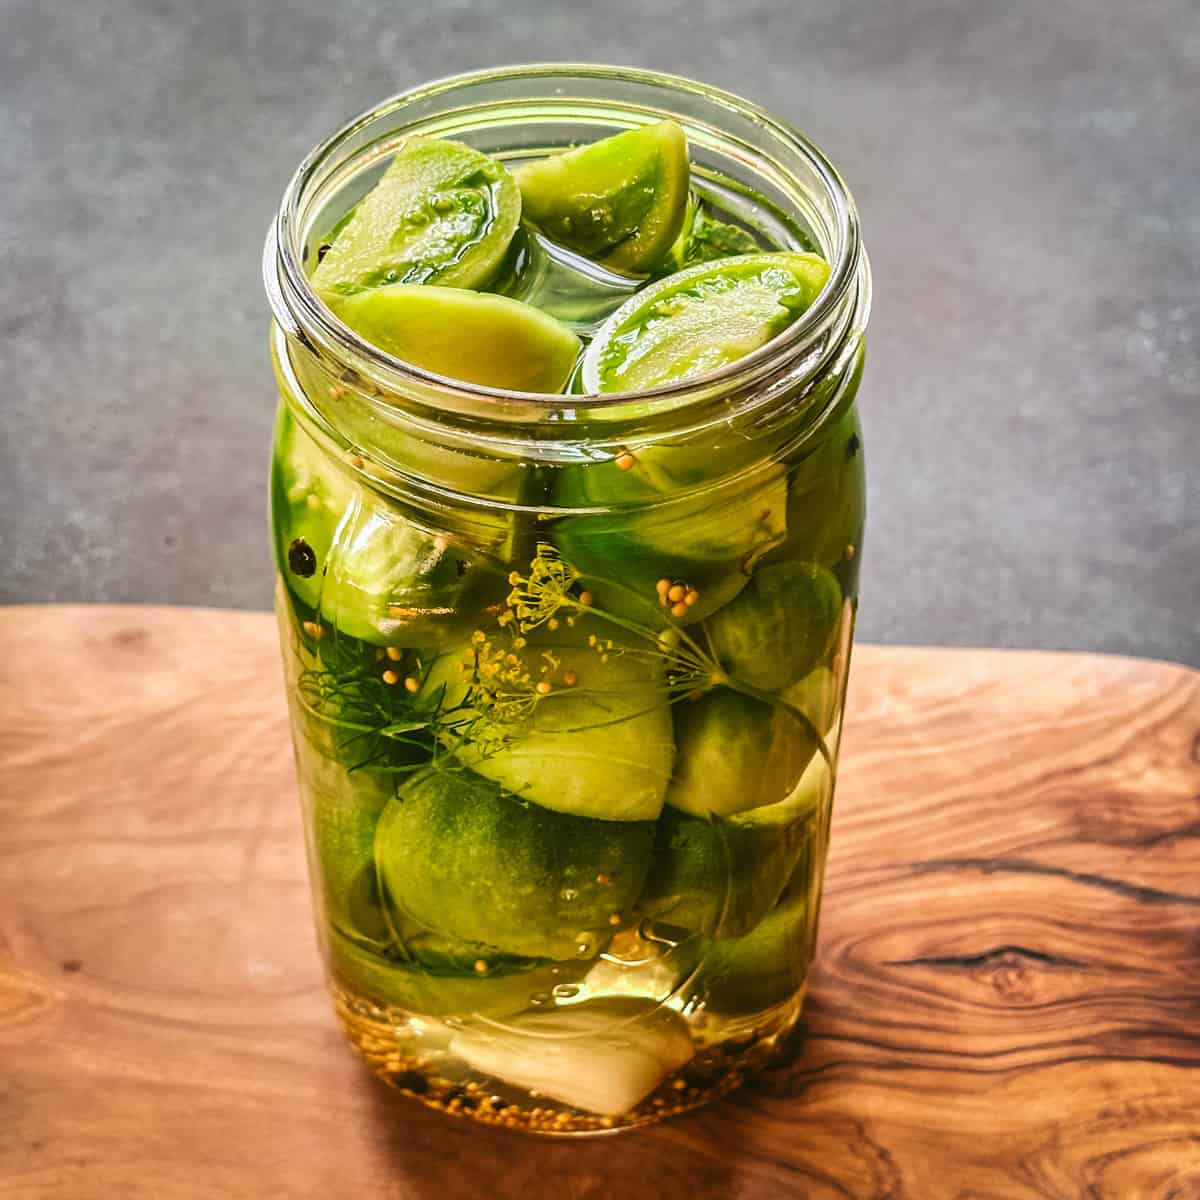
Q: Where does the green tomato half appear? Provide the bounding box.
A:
[707,560,842,692]
[417,618,675,822]
[581,252,831,393]
[515,120,690,275]
[271,407,515,649]
[552,453,788,627]
[326,928,578,1020]
[640,755,826,940]
[312,133,521,293]
[692,884,812,1015]
[374,766,656,960]
[664,689,816,818]
[321,285,580,394]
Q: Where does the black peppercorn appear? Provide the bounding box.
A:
[288,538,318,578]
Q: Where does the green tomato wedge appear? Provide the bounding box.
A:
[515,120,690,275]
[553,458,788,626]
[323,285,580,394]
[707,561,842,693]
[312,134,520,293]
[277,589,403,946]
[317,496,511,649]
[641,753,827,939]
[272,418,512,649]
[763,349,867,584]
[664,690,816,819]
[781,665,841,743]
[276,333,542,509]
[301,756,395,948]
[692,885,811,1015]
[374,766,656,959]
[327,928,577,1020]
[418,620,675,822]
[581,252,831,393]
[271,405,353,613]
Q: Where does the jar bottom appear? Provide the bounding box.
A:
[330,978,806,1135]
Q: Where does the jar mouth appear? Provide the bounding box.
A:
[265,63,867,424]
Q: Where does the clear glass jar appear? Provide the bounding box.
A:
[263,64,869,1134]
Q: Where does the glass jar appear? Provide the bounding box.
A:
[263,64,869,1135]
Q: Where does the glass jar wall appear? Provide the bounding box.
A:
[264,64,869,1134]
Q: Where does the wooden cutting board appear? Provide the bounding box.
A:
[1,606,1197,1198]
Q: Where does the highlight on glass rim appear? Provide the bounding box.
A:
[265,64,870,1134]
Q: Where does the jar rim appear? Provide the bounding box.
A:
[265,62,868,423]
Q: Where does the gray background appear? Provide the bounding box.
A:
[2,1,1197,665]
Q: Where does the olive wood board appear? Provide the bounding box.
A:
[1,606,1197,1198]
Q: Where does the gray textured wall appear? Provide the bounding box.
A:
[2,1,1196,665]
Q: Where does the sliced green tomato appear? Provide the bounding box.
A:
[374,766,656,959]
[582,252,831,393]
[664,690,816,818]
[277,334,542,509]
[515,120,690,274]
[418,620,675,822]
[318,496,509,649]
[271,408,518,649]
[270,405,354,612]
[693,885,810,1015]
[277,587,404,946]
[707,561,842,693]
[312,134,520,293]
[764,349,866,583]
[553,459,787,626]
[299,754,395,948]
[780,665,841,742]
[327,928,574,1020]
[641,755,827,939]
[322,285,580,394]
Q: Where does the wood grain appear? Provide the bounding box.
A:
[1,606,1197,1198]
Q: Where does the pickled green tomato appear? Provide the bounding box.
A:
[582,253,831,393]
[664,690,815,818]
[276,334,539,514]
[317,498,510,649]
[692,885,809,1014]
[305,766,394,947]
[765,350,867,582]
[270,405,351,613]
[322,285,580,393]
[312,134,521,293]
[707,561,843,692]
[276,588,405,946]
[327,929,582,1020]
[374,767,656,959]
[553,457,788,626]
[418,620,675,822]
[515,121,690,274]
[272,409,512,648]
[640,777,822,939]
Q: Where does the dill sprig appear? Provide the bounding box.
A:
[289,540,833,778]
[503,543,834,768]
[294,630,463,775]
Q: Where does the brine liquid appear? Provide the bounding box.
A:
[274,163,860,1132]
[331,968,808,1134]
